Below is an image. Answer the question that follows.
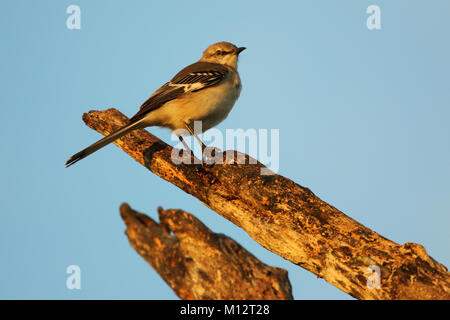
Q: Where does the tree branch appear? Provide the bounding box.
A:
[120,203,293,300]
[82,108,450,299]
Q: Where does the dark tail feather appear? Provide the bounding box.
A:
[65,119,145,167]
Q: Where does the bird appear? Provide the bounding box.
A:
[65,41,246,167]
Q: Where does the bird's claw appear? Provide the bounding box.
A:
[201,146,223,167]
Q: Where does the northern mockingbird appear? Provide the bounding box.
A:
[66,41,245,167]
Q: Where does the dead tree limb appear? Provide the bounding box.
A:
[81,108,450,300]
[120,203,293,300]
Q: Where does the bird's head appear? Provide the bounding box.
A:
[200,41,246,68]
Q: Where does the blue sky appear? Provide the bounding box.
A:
[0,0,449,299]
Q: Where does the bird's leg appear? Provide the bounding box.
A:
[185,122,207,165]
[185,123,206,153]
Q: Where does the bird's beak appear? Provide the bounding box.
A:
[236,47,246,55]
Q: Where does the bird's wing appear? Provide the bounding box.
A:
[129,61,229,122]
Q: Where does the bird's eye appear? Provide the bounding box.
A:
[216,50,223,55]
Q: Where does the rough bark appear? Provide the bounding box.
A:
[81,108,450,300]
[120,203,293,300]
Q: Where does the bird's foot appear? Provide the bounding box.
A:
[202,146,224,167]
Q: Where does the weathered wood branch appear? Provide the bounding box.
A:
[82,108,450,299]
[120,203,293,300]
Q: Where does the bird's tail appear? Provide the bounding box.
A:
[65,119,145,167]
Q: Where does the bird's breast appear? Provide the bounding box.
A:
[184,70,241,130]
[147,69,241,132]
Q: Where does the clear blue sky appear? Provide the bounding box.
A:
[1,0,449,299]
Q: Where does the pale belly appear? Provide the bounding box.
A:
[145,71,242,133]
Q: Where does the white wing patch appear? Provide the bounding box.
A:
[168,80,205,92]
[168,71,223,92]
